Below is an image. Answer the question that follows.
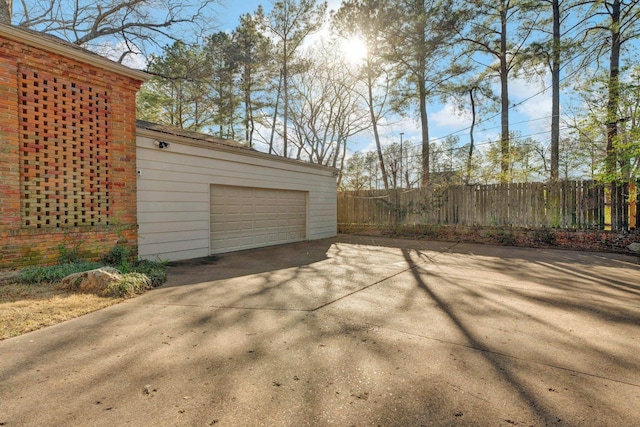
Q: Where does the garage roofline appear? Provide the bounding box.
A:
[136,125,339,175]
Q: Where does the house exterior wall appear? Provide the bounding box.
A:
[136,132,337,262]
[0,27,146,268]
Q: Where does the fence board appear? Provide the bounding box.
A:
[338,180,632,231]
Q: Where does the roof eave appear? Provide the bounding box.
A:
[136,126,338,174]
[0,23,150,82]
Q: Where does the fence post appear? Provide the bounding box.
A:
[634,180,639,230]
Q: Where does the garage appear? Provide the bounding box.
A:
[136,121,336,262]
[210,185,307,253]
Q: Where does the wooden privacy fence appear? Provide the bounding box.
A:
[338,181,639,231]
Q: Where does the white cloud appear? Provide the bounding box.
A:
[517,95,552,123]
[121,53,147,71]
[484,70,554,123]
[508,75,553,140]
[510,75,546,99]
[431,103,473,129]
[91,40,147,70]
[510,74,552,121]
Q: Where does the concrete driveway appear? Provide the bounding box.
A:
[1,235,639,426]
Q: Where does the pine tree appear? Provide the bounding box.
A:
[259,0,327,157]
[385,0,467,187]
[460,0,541,182]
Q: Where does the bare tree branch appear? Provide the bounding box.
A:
[14,0,221,63]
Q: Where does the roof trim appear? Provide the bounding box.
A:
[136,125,338,175]
[136,120,248,150]
[0,23,150,82]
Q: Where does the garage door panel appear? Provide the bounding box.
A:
[210,185,307,254]
[210,206,225,215]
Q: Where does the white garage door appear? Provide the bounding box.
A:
[210,185,307,254]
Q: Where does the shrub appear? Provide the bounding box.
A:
[18,262,103,285]
[105,273,151,297]
[101,244,132,267]
[57,241,84,264]
[131,259,167,287]
[17,242,168,291]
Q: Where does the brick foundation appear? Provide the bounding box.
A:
[339,224,640,255]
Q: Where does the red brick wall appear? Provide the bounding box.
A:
[0,33,144,269]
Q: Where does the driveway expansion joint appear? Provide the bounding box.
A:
[311,242,460,312]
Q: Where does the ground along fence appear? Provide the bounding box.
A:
[338,180,639,231]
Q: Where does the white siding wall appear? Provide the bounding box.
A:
[136,133,337,261]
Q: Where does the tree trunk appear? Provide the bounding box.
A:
[607,0,625,230]
[0,0,11,24]
[337,137,348,188]
[415,2,430,188]
[367,65,389,190]
[248,104,255,147]
[269,71,283,155]
[550,0,560,182]
[282,38,289,158]
[466,87,476,184]
[500,5,510,182]
[419,77,430,187]
[243,67,253,146]
[606,0,621,177]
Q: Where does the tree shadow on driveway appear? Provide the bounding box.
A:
[1,236,639,426]
[385,243,640,426]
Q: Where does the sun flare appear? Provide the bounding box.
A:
[341,36,368,65]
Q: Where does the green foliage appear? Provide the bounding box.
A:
[21,239,167,292]
[260,0,328,156]
[138,41,218,132]
[102,244,167,287]
[101,244,132,267]
[480,133,546,184]
[206,32,242,139]
[574,67,640,185]
[101,245,168,287]
[58,235,84,264]
[340,151,372,191]
[17,262,103,285]
[105,273,152,298]
[16,256,167,293]
[131,259,168,287]
[233,13,275,145]
[56,248,77,264]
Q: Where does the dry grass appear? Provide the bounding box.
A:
[0,281,123,340]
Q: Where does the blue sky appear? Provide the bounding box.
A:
[208,1,554,158]
[217,0,343,31]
